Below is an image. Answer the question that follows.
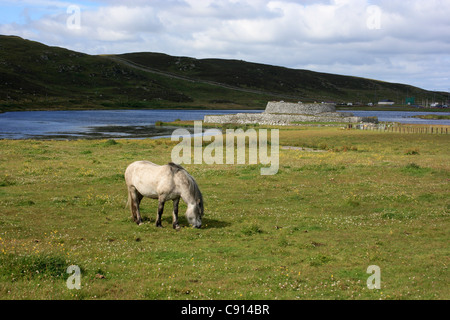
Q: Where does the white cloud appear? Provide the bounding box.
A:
[1,0,449,91]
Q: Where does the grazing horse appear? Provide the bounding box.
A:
[125,161,204,229]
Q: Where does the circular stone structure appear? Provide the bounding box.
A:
[264,101,336,115]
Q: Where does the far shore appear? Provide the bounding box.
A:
[1,103,450,114]
[411,114,450,120]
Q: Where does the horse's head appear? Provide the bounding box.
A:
[187,198,203,228]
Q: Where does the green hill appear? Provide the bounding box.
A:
[0,35,446,111]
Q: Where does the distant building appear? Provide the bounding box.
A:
[378,99,395,105]
[405,97,415,105]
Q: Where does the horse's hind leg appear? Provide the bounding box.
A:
[155,196,165,228]
[172,197,180,230]
[129,186,143,225]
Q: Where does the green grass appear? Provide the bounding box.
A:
[0,126,449,300]
[412,114,450,120]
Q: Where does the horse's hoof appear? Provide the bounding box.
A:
[174,224,181,230]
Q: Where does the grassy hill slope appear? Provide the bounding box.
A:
[118,52,446,106]
[0,36,195,111]
[0,35,446,111]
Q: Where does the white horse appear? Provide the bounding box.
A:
[125,161,204,229]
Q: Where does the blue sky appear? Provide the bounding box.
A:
[0,1,93,23]
[1,0,449,92]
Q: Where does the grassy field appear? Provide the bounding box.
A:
[0,126,448,300]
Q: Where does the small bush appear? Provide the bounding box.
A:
[318,143,328,150]
[309,254,332,267]
[278,238,289,247]
[333,145,358,152]
[102,139,119,146]
[241,224,263,236]
[346,199,360,208]
[401,163,432,176]
[0,175,15,187]
[405,148,420,155]
[17,199,35,206]
[405,163,420,169]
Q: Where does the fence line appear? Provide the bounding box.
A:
[350,123,449,134]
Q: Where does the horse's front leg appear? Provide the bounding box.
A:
[172,197,180,230]
[155,197,165,228]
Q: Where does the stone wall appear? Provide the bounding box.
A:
[264,101,336,114]
[204,112,370,125]
[203,101,378,125]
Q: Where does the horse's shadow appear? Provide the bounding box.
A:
[139,216,230,229]
[202,217,231,229]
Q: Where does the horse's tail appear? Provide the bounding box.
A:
[125,190,131,209]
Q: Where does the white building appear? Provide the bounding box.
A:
[378,99,395,105]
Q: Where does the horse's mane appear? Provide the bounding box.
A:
[168,162,185,172]
[168,163,204,213]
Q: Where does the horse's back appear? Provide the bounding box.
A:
[128,160,158,168]
[125,161,177,199]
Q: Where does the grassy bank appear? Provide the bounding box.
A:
[336,105,450,112]
[0,127,448,299]
[412,114,450,120]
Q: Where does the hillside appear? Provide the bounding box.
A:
[117,52,447,107]
[0,36,197,111]
[0,35,446,111]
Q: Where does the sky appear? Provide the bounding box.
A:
[1,0,449,92]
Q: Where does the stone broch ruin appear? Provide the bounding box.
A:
[204,101,377,125]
